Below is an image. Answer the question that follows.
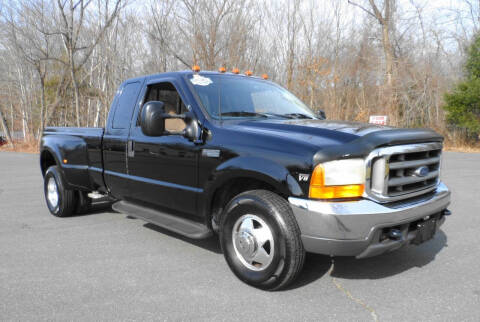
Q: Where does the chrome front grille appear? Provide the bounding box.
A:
[365,142,442,202]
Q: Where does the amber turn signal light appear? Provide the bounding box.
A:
[309,164,364,199]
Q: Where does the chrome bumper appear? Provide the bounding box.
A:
[288,182,451,258]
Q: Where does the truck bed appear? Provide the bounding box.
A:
[44,126,104,138]
[42,126,106,192]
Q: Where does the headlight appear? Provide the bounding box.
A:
[309,159,365,199]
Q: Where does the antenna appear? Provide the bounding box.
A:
[218,74,222,122]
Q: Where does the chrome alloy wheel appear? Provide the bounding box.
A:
[47,177,59,208]
[232,214,274,271]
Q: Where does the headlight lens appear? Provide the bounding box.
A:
[309,159,365,199]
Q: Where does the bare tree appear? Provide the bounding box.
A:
[55,0,123,127]
[2,0,57,142]
[348,0,396,87]
[0,0,478,149]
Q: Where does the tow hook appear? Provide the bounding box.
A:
[387,229,403,240]
[443,209,452,216]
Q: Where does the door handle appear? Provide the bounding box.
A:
[127,140,135,157]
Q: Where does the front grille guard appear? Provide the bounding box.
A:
[364,142,443,203]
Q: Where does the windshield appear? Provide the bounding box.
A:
[187,74,316,119]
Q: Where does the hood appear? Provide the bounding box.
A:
[227,118,443,162]
[241,119,390,136]
[232,119,389,146]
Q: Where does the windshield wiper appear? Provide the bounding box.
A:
[219,111,269,118]
[219,111,310,119]
[282,113,314,119]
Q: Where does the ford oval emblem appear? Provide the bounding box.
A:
[413,166,429,177]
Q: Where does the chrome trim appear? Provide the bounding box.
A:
[288,182,450,255]
[47,177,59,208]
[364,142,443,203]
[232,214,275,271]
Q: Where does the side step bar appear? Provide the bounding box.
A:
[112,201,212,239]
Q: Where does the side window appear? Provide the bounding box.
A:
[141,82,187,132]
[113,82,141,129]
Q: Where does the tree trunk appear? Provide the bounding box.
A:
[381,23,394,87]
[71,64,81,127]
[38,74,46,145]
[0,106,14,148]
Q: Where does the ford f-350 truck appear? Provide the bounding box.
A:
[40,70,451,290]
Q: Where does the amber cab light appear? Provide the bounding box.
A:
[309,164,364,199]
[192,65,201,72]
[218,67,226,73]
[232,68,240,74]
[262,74,269,80]
[245,70,253,76]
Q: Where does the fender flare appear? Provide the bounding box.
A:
[40,146,63,175]
[40,135,92,190]
[200,156,303,218]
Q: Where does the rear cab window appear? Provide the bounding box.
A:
[112,82,141,129]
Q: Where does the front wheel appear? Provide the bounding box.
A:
[220,190,305,290]
[44,166,78,217]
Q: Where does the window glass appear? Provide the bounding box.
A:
[141,82,187,132]
[113,82,141,129]
[187,74,315,119]
[144,82,186,114]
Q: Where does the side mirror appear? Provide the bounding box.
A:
[184,117,201,143]
[316,110,326,120]
[140,101,203,143]
[140,101,166,136]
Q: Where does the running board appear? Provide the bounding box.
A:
[112,201,212,239]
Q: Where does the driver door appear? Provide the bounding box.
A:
[126,80,199,216]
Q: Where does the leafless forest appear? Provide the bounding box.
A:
[0,0,479,148]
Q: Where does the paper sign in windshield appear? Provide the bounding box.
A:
[190,74,212,86]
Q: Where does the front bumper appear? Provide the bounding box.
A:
[288,182,451,258]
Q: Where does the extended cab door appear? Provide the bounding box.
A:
[126,79,200,215]
[103,80,143,199]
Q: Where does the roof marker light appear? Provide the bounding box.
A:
[218,67,226,73]
[245,70,253,76]
[192,65,201,72]
[262,74,269,80]
[232,68,240,74]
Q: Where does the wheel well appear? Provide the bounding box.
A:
[40,150,57,176]
[209,177,284,228]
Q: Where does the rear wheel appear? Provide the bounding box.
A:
[44,166,77,217]
[220,190,305,290]
[76,191,92,214]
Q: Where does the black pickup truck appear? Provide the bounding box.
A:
[40,70,451,290]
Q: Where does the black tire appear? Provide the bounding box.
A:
[220,190,305,291]
[44,166,77,217]
[76,191,92,214]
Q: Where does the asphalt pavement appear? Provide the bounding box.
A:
[0,151,479,321]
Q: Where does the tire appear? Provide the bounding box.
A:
[76,191,92,214]
[220,190,305,290]
[44,166,78,217]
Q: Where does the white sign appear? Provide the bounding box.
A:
[369,115,388,125]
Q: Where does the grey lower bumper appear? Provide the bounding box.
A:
[288,182,451,258]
